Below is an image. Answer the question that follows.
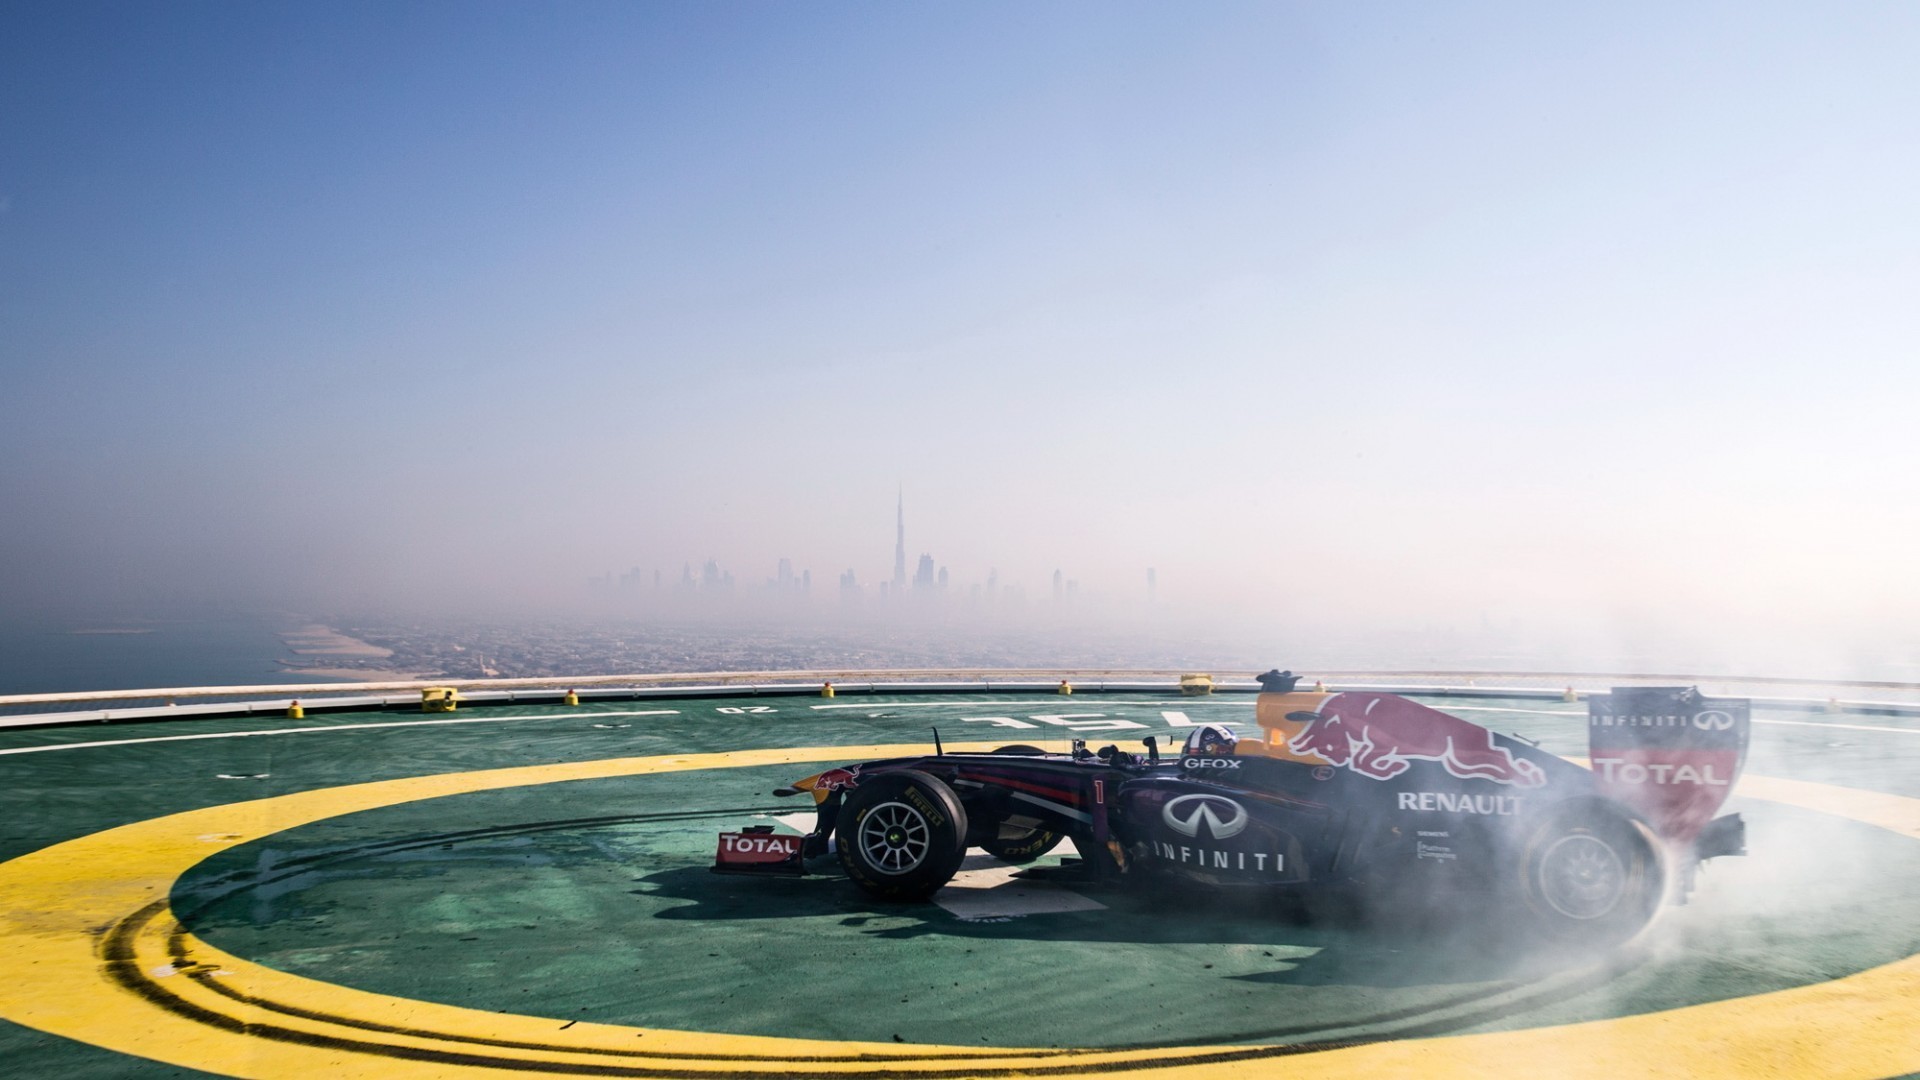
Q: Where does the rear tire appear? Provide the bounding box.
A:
[1517,803,1663,947]
[835,770,969,901]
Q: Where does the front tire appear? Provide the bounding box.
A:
[1518,803,1664,947]
[835,770,969,901]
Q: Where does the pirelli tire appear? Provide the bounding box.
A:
[835,770,970,902]
[1517,800,1665,947]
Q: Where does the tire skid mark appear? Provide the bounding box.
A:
[117,899,1392,1076]
[1,743,1910,1078]
[173,809,1634,1055]
[174,807,779,901]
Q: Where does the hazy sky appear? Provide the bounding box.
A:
[3,3,1917,668]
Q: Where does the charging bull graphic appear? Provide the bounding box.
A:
[1287,693,1546,787]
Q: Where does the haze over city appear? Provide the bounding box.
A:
[4,3,1918,679]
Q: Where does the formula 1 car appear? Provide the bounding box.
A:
[714,673,1750,944]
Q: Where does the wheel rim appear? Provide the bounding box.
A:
[857,800,932,874]
[1537,833,1626,920]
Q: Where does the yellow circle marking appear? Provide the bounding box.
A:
[0,743,1915,1078]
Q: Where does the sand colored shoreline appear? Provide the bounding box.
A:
[280,624,392,659]
[277,665,437,682]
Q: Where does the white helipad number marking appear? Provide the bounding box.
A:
[1163,712,1236,730]
[811,701,1062,711]
[963,713,1229,732]
[962,717,1037,729]
[1030,714,1148,731]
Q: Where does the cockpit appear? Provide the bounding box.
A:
[1181,725,1239,758]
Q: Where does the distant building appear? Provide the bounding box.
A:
[914,554,935,590]
[893,488,907,590]
[937,566,949,590]
[1052,569,1064,601]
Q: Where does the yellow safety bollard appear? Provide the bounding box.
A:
[563,689,580,707]
[1058,679,1073,696]
[821,682,835,699]
[422,687,458,713]
[287,700,304,719]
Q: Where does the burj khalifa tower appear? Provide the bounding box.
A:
[893,487,907,590]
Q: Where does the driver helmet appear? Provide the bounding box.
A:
[1182,724,1238,758]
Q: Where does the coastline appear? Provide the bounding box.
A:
[277,625,431,682]
[281,624,393,659]
[4,616,372,696]
[276,664,436,682]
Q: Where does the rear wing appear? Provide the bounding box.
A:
[1589,687,1750,845]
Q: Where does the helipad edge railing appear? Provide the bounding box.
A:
[2,669,1919,731]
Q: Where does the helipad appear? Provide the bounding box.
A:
[0,676,1915,1077]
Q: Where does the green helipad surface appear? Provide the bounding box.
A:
[0,688,1916,1077]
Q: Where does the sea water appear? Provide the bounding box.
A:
[0,615,341,695]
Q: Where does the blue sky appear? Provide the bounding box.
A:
[3,3,1918,671]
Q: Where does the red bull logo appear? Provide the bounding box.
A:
[1287,693,1546,787]
[785,766,863,805]
[809,767,859,792]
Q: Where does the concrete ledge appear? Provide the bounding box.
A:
[1,670,1917,731]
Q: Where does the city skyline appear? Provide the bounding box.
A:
[3,6,1916,681]
[587,488,1113,612]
